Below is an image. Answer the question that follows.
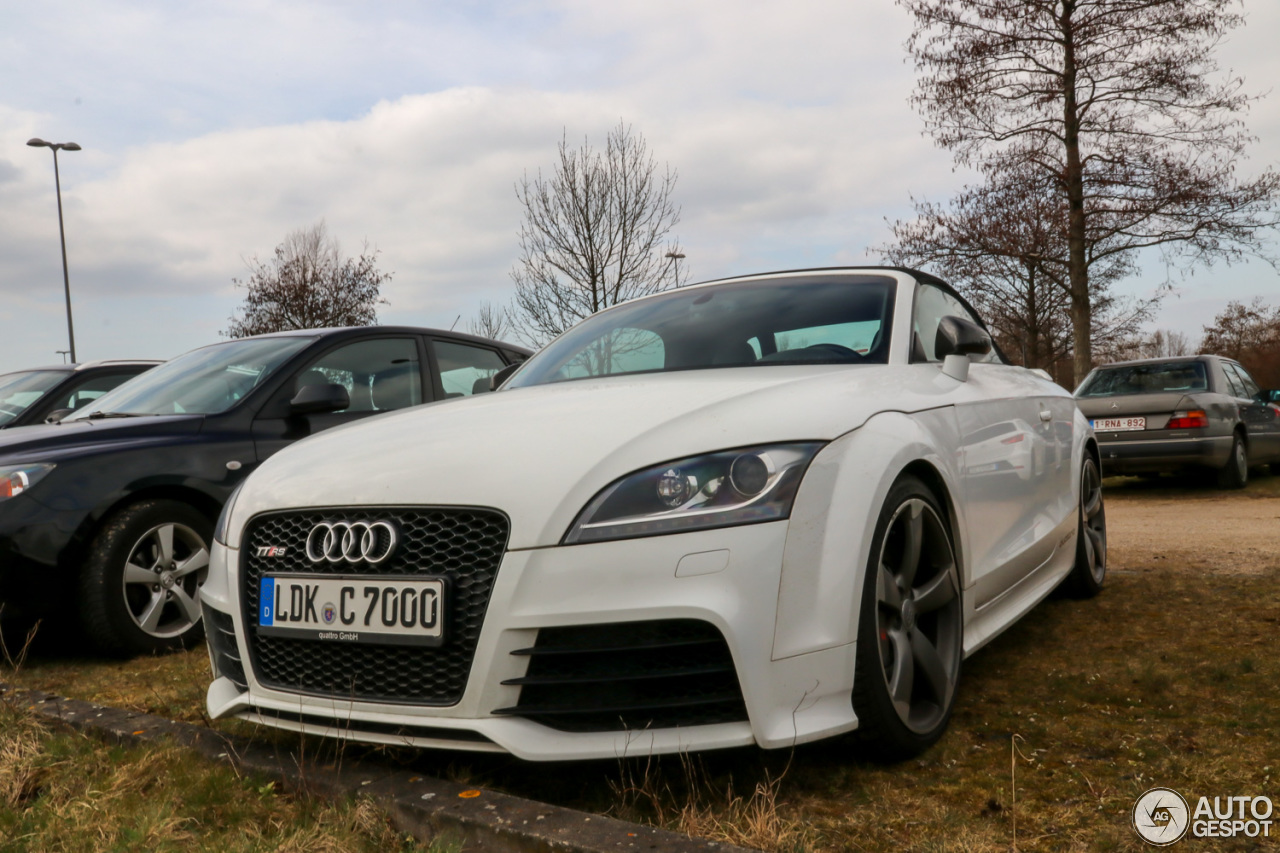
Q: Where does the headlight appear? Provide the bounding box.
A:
[213,479,247,546]
[564,443,824,544]
[0,463,56,502]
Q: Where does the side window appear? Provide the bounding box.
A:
[62,372,144,412]
[911,284,998,363]
[1220,363,1248,399]
[433,341,509,397]
[1227,363,1262,399]
[297,338,422,413]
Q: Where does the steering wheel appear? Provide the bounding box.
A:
[760,343,866,364]
[805,343,864,360]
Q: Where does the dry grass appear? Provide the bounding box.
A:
[0,695,453,852]
[5,482,1279,851]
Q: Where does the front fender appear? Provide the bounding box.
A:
[771,408,965,661]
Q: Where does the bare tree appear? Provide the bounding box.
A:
[1103,328,1197,363]
[224,222,390,338]
[467,301,512,342]
[882,158,1155,381]
[510,122,685,345]
[900,0,1280,384]
[1201,297,1280,386]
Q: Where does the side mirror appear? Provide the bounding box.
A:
[489,362,522,392]
[45,408,74,424]
[935,316,993,360]
[290,383,350,416]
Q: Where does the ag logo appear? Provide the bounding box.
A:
[1134,787,1190,846]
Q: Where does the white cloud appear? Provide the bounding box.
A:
[0,0,1275,370]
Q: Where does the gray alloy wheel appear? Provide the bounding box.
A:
[1217,433,1248,490]
[853,476,962,759]
[79,499,212,656]
[1067,455,1107,597]
[119,521,209,639]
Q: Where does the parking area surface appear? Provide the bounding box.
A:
[1105,477,1280,575]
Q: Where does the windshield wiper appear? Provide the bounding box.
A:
[85,411,144,420]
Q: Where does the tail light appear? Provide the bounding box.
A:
[1166,410,1208,429]
[1001,433,1025,444]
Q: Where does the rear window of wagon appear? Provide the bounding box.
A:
[1077,362,1209,397]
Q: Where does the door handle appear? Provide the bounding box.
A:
[1039,409,1052,422]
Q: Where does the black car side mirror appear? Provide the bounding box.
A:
[935,315,993,359]
[290,383,350,416]
[45,408,74,424]
[489,362,522,392]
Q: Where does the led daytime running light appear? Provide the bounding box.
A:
[564,443,824,544]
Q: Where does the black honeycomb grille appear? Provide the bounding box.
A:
[241,507,509,705]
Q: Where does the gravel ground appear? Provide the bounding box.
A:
[1105,480,1280,576]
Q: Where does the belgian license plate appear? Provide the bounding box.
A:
[1092,417,1145,432]
[257,575,444,646]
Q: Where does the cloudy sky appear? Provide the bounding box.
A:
[2,0,1277,373]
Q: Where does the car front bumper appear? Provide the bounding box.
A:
[0,495,83,611]
[1095,434,1232,475]
[203,519,859,761]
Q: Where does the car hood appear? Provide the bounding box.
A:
[233,364,965,549]
[0,415,205,463]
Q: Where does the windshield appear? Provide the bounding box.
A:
[1076,361,1209,397]
[0,370,66,426]
[66,336,314,418]
[508,274,896,388]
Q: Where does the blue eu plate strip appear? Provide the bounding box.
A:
[259,577,275,626]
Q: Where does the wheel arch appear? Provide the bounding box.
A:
[897,458,961,551]
[62,485,222,574]
[772,409,968,661]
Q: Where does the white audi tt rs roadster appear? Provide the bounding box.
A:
[202,267,1106,761]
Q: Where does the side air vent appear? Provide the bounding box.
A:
[493,619,749,733]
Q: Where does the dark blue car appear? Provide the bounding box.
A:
[0,326,528,656]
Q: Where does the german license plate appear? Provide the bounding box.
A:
[257,575,444,646]
[1091,417,1145,432]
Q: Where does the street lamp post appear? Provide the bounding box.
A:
[27,138,82,363]
[665,251,686,287]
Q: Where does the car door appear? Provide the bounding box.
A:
[1223,361,1280,463]
[252,335,429,462]
[912,283,1073,606]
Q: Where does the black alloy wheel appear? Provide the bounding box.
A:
[1066,455,1107,598]
[853,475,962,760]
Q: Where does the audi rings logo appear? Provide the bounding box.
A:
[306,521,399,565]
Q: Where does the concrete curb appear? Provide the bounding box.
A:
[1,683,763,853]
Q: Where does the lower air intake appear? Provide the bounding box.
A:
[494,619,749,733]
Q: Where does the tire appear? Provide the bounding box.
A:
[1065,455,1107,598]
[852,476,962,760]
[79,500,212,656]
[1216,432,1248,490]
